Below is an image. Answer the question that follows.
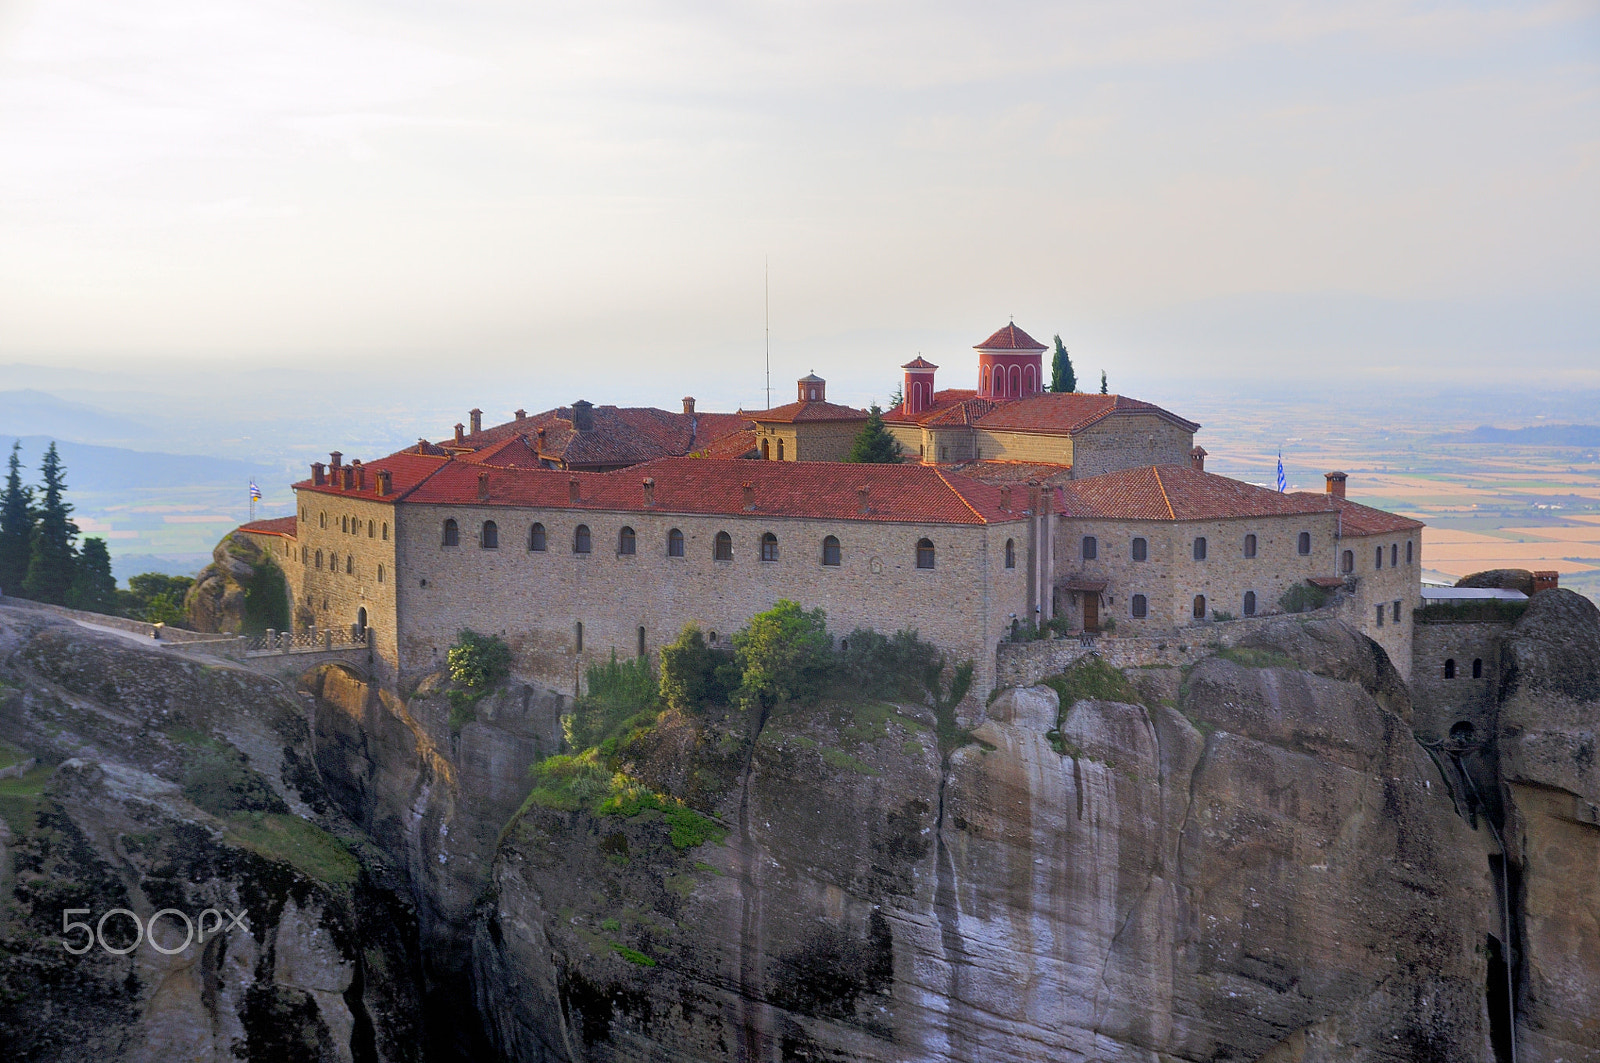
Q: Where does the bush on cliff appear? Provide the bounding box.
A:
[568,651,659,750]
[446,629,512,728]
[733,599,833,710]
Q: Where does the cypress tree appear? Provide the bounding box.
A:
[1100,371,1108,395]
[68,537,118,614]
[845,405,903,464]
[1050,335,1076,393]
[0,442,34,594]
[22,442,79,605]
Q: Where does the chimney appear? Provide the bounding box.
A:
[572,400,594,432]
[857,485,870,515]
[341,467,355,490]
[376,469,392,496]
[1325,471,1347,498]
[1027,482,1041,514]
[329,451,343,472]
[742,482,755,511]
[352,460,365,490]
[311,462,326,486]
[469,408,482,434]
[642,477,656,506]
[682,397,696,416]
[1533,570,1559,594]
[1190,445,1207,472]
[568,478,580,504]
[454,423,465,445]
[999,485,1012,511]
[477,471,490,501]
[417,438,430,454]
[515,408,526,420]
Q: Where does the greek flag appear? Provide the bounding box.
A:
[1275,452,1286,493]
[249,480,262,501]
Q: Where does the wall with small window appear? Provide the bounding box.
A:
[287,489,402,679]
[1409,616,1512,742]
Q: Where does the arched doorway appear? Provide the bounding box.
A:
[356,607,367,632]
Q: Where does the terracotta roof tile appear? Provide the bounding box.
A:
[444,405,755,469]
[238,516,297,537]
[746,399,869,424]
[1308,495,1426,536]
[295,450,451,500]
[692,429,761,460]
[975,323,1048,351]
[400,457,1024,525]
[883,389,986,426]
[942,460,1075,488]
[973,393,1200,434]
[901,356,938,369]
[1061,465,1339,522]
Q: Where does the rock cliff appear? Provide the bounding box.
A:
[184,533,289,635]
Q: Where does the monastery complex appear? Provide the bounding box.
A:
[238,323,1425,696]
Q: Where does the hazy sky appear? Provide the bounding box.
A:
[1,0,1595,410]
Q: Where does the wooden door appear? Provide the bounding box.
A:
[1083,593,1099,632]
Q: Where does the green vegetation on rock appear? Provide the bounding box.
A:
[1215,646,1296,669]
[568,651,659,750]
[1279,583,1329,614]
[446,629,512,728]
[224,811,361,887]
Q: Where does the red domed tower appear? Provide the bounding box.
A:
[901,356,938,414]
[975,322,1047,400]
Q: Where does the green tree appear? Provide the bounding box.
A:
[659,624,735,712]
[733,599,833,710]
[1050,335,1076,393]
[845,405,903,464]
[22,442,78,605]
[1099,370,1108,395]
[67,537,117,614]
[118,572,195,621]
[0,441,34,595]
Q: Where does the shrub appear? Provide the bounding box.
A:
[659,625,737,712]
[567,652,659,751]
[733,600,833,710]
[837,627,943,701]
[447,630,512,728]
[524,750,615,811]
[1278,584,1329,614]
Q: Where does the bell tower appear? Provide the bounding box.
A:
[797,373,825,402]
[975,322,1047,400]
[901,357,938,414]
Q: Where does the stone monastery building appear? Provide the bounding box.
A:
[239,323,1423,696]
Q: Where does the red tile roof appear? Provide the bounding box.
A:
[973,393,1200,435]
[975,323,1048,351]
[691,429,761,460]
[296,450,452,501]
[238,516,297,537]
[746,400,868,424]
[943,460,1075,487]
[398,457,1025,525]
[442,405,755,469]
[901,356,938,370]
[882,389,988,426]
[1060,465,1339,522]
[1308,495,1425,536]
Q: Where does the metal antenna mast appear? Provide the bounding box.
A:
[764,257,771,410]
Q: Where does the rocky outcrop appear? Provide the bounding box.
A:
[1497,589,1600,1061]
[470,618,1496,1061]
[184,532,286,634]
[0,606,427,1061]
[1458,569,1538,596]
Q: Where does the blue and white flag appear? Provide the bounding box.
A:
[1275,452,1286,493]
[249,480,262,501]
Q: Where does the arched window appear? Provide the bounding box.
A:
[482,520,499,549]
[382,522,389,541]
[1297,531,1311,555]
[1472,658,1483,679]
[356,607,367,630]
[1406,540,1414,564]
[1131,594,1148,618]
[822,535,841,566]
[443,519,459,547]
[1342,550,1354,573]
[575,622,583,653]
[530,523,547,551]
[1244,534,1257,558]
[668,528,684,557]
[1193,537,1207,561]
[315,549,323,569]
[761,532,779,562]
[1009,365,1021,396]
[761,438,770,460]
[377,564,385,584]
[368,520,375,538]
[1004,538,1015,569]
[916,538,935,569]
[301,507,307,521]
[638,626,647,657]
[1391,544,1399,567]
[714,531,733,561]
[1244,590,1257,616]
[342,515,349,533]
[1444,658,1456,679]
[345,555,353,574]
[1024,364,1036,394]
[1193,595,1207,619]
[1132,537,1147,562]
[573,525,592,554]
[777,439,785,461]
[1082,536,1098,560]
[319,512,326,529]
[1374,546,1383,569]
[619,526,636,555]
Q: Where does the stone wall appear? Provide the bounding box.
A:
[292,493,401,682]
[972,428,1074,464]
[1409,617,1513,741]
[755,420,862,462]
[1067,413,1193,477]
[392,502,1032,696]
[1333,529,1421,679]
[0,596,239,645]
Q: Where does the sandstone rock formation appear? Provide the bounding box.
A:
[184,532,287,634]
[1457,569,1538,596]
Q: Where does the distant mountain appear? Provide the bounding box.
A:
[0,390,153,445]
[1439,424,1600,446]
[0,436,272,493]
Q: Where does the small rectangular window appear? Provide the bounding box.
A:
[1393,600,1401,623]
[1082,536,1097,560]
[1406,540,1414,564]
[1131,537,1147,562]
[1131,593,1147,618]
[1298,531,1311,555]
[1193,537,1207,561]
[1375,604,1384,627]
[1243,533,1257,558]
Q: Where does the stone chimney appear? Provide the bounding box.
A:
[642,477,656,506]
[572,400,594,432]
[1190,445,1207,472]
[568,478,580,504]
[999,485,1011,511]
[352,460,365,490]
[742,482,755,511]
[1027,482,1042,514]
[1325,471,1347,498]
[329,451,343,472]
[376,469,392,495]
[469,408,482,434]
[311,462,326,486]
[515,408,526,420]
[1533,570,1560,594]
[857,485,870,515]
[477,471,490,501]
[341,467,355,490]
[682,397,696,416]
[454,424,465,445]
